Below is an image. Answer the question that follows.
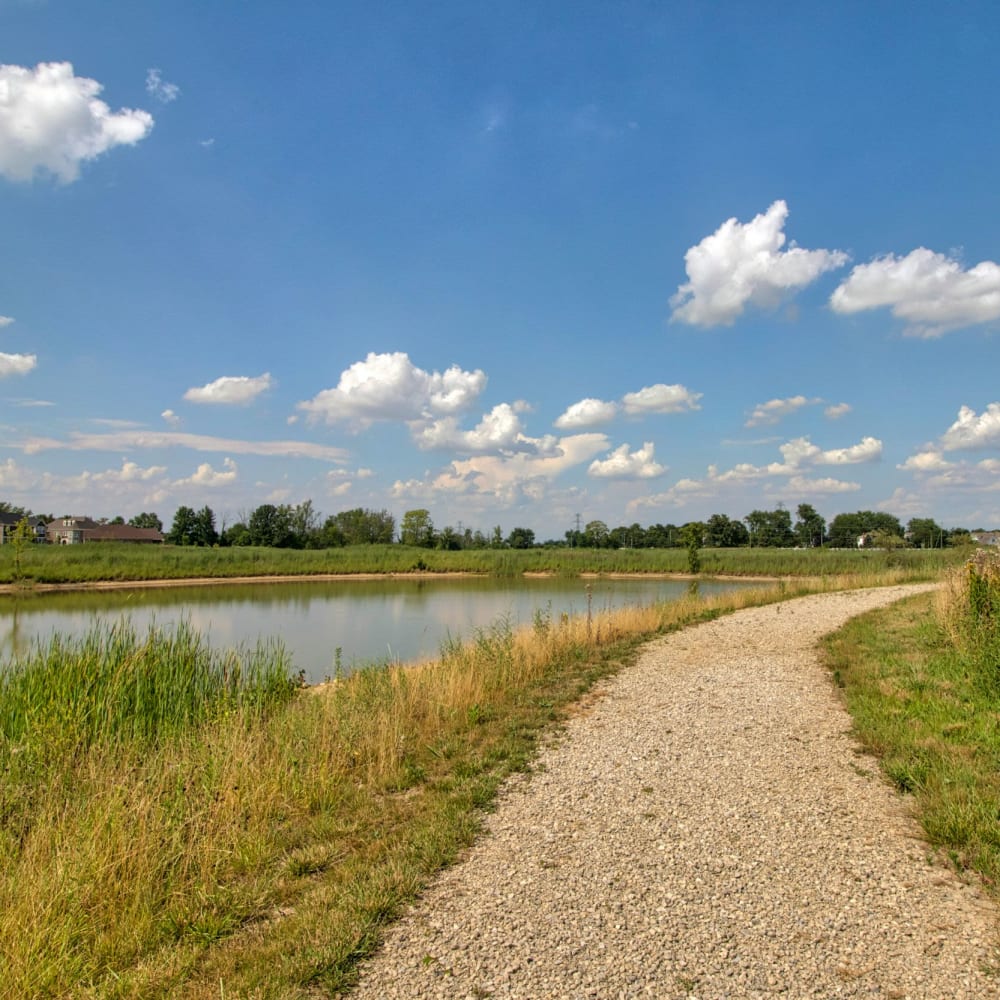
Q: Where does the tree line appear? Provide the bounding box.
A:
[1,500,972,551]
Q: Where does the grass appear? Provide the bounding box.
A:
[822,550,1000,891]
[0,556,985,997]
[0,570,888,998]
[0,541,967,586]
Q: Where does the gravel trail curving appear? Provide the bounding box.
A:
[350,586,1000,999]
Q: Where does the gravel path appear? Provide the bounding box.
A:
[350,586,1000,999]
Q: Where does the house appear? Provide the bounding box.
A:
[0,512,48,544]
[47,516,101,544]
[84,525,164,544]
[46,517,164,544]
[972,531,1000,547]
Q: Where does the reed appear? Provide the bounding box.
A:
[0,541,965,586]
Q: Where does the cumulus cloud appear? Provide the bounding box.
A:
[0,352,36,377]
[670,200,848,327]
[830,248,1000,337]
[588,442,666,480]
[555,384,701,430]
[412,402,536,453]
[145,68,179,104]
[183,373,273,405]
[0,62,153,183]
[825,402,852,420]
[0,316,13,327]
[22,429,348,462]
[745,395,821,428]
[298,352,486,427]
[173,457,237,488]
[161,409,180,427]
[939,403,1000,450]
[621,383,702,415]
[898,450,954,472]
[554,398,618,429]
[814,436,883,465]
[393,433,610,504]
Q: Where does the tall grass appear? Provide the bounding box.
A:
[0,570,937,996]
[0,541,965,586]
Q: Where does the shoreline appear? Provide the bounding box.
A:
[0,570,786,596]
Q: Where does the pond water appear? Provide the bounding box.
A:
[0,576,758,683]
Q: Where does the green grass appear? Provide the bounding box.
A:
[822,575,1000,890]
[0,541,966,585]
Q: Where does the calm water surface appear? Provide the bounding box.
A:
[0,577,756,683]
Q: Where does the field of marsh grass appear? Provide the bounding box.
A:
[0,540,966,586]
[823,549,1000,892]
[2,571,890,998]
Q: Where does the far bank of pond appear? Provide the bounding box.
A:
[0,576,759,683]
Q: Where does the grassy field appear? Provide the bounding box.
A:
[822,549,1000,892]
[0,568,898,999]
[0,540,967,585]
[0,553,989,997]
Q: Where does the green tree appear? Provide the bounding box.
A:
[794,503,826,548]
[191,506,218,547]
[680,521,705,574]
[583,520,610,548]
[436,525,462,550]
[325,507,395,546]
[10,517,35,584]
[907,517,947,548]
[400,509,435,547]
[706,513,749,547]
[289,499,321,548]
[128,512,163,532]
[506,526,536,549]
[827,511,903,548]
[744,508,794,547]
[221,521,252,546]
[166,506,198,545]
[248,504,295,547]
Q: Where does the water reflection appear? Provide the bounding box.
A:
[0,576,754,683]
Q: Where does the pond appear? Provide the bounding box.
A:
[0,576,758,683]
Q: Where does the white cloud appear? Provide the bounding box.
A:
[11,398,53,407]
[298,352,487,427]
[588,442,666,480]
[183,373,273,405]
[622,383,702,415]
[394,433,610,504]
[0,316,13,327]
[940,403,1000,450]
[413,402,533,453]
[815,436,883,465]
[145,68,179,104]
[783,475,860,495]
[898,450,953,472]
[554,398,618,429]
[830,248,1000,337]
[161,409,180,427]
[745,395,821,428]
[22,430,348,463]
[825,402,852,420]
[0,352,36,376]
[670,200,848,327]
[173,458,237,488]
[0,62,153,183]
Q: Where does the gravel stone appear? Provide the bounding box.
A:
[350,586,1000,999]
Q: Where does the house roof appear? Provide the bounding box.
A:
[84,525,164,542]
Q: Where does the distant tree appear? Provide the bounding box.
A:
[680,521,706,574]
[288,499,321,548]
[645,523,680,548]
[128,512,163,532]
[947,527,973,548]
[436,525,462,550]
[583,520,610,548]
[167,506,198,545]
[907,517,947,548]
[110,515,126,525]
[706,513,750,548]
[191,506,218,547]
[11,517,35,583]
[0,501,30,519]
[490,525,504,549]
[827,511,903,548]
[794,504,826,548]
[248,504,295,547]
[221,521,252,547]
[744,508,794,547]
[325,507,395,546]
[506,526,536,549]
[400,509,435,547]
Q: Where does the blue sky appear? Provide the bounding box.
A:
[2,1,999,539]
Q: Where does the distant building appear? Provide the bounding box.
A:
[972,531,1000,547]
[45,517,164,544]
[0,512,48,544]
